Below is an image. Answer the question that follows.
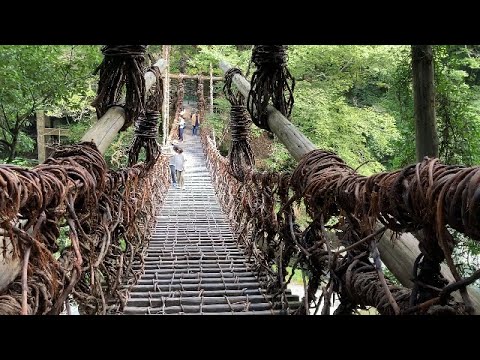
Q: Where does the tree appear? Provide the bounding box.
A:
[434,45,480,165]
[0,45,101,162]
[286,45,401,174]
[411,45,439,162]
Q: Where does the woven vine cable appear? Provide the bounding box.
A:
[170,81,185,140]
[0,142,170,315]
[197,80,206,123]
[127,112,161,169]
[146,65,164,112]
[128,66,163,168]
[223,68,244,105]
[223,68,255,181]
[246,45,295,131]
[91,45,148,131]
[201,127,474,314]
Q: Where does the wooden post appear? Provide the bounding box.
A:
[36,110,46,163]
[162,46,171,146]
[218,59,480,313]
[210,63,214,114]
[81,58,167,154]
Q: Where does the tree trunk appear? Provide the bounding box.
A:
[7,129,18,162]
[412,45,438,162]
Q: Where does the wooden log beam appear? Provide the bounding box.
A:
[219,59,480,313]
[378,229,480,311]
[81,58,167,154]
[0,235,21,292]
[167,73,223,81]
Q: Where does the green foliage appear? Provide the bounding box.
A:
[16,131,36,154]
[104,127,135,169]
[271,264,304,285]
[67,118,96,144]
[189,45,251,76]
[434,45,480,165]
[205,112,226,139]
[286,46,402,175]
[119,238,127,252]
[381,45,480,169]
[285,266,304,285]
[8,157,37,167]
[451,229,480,288]
[383,266,401,286]
[264,141,296,172]
[53,225,71,260]
[0,45,101,161]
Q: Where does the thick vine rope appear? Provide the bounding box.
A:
[91,45,148,131]
[201,126,473,315]
[127,112,161,169]
[224,68,255,181]
[146,65,164,113]
[290,151,480,312]
[246,45,295,131]
[0,142,169,314]
[127,66,163,169]
[171,81,185,140]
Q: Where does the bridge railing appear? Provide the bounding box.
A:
[201,127,414,314]
[0,143,170,315]
[210,60,480,314]
[0,57,171,315]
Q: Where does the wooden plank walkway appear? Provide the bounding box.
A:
[124,129,299,314]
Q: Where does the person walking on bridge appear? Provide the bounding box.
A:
[169,144,178,188]
[174,147,186,190]
[178,115,185,142]
[191,110,200,136]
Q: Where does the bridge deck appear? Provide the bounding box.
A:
[124,130,297,314]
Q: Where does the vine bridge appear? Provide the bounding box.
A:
[1,45,480,315]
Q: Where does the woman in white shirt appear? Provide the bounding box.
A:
[169,144,178,187]
[174,147,186,189]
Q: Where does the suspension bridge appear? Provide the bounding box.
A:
[1,46,480,315]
